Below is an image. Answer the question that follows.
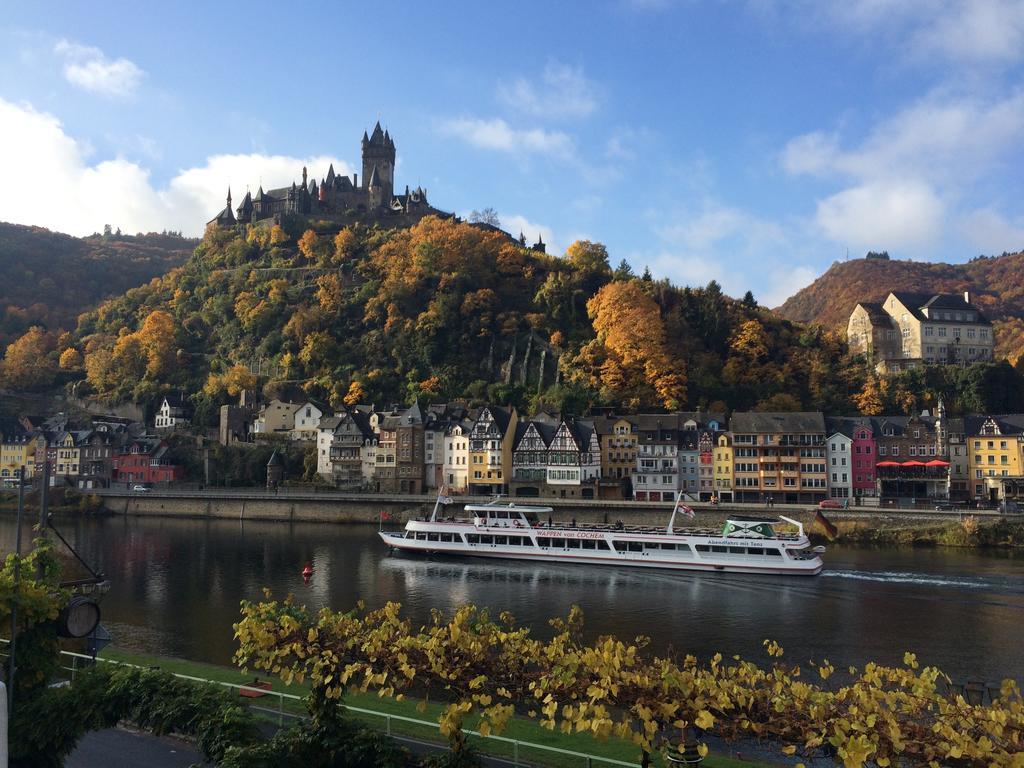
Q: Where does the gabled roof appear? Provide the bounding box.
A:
[854,302,894,325]
[889,292,990,325]
[729,412,826,434]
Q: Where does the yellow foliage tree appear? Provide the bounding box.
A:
[854,376,886,416]
[333,227,357,263]
[729,319,770,361]
[136,310,176,379]
[298,229,322,265]
[1,326,58,389]
[343,380,366,407]
[315,274,344,313]
[269,224,288,245]
[59,347,83,371]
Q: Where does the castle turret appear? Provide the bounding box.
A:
[236,190,253,223]
[362,121,395,203]
[533,233,546,254]
[367,164,383,209]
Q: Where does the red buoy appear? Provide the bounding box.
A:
[302,562,313,582]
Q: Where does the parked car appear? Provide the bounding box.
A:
[818,499,842,509]
[132,484,149,493]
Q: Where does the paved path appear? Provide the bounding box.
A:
[66,727,205,767]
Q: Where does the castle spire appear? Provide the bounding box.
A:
[226,187,232,208]
[302,166,307,186]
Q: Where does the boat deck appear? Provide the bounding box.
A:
[412,518,803,541]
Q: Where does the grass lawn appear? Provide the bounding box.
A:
[94,647,768,768]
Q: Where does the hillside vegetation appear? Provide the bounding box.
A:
[776,251,1024,363]
[6,216,1022,421]
[58,216,869,418]
[0,222,195,349]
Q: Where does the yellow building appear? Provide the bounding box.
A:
[468,406,518,495]
[967,417,1023,501]
[713,433,733,502]
[0,435,34,484]
[594,417,637,480]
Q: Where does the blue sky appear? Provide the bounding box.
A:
[2,1,1023,305]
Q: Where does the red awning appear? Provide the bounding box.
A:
[875,461,900,467]
[902,460,926,467]
[925,459,950,467]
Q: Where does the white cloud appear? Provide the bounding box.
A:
[497,213,558,253]
[815,181,945,252]
[960,208,1024,255]
[497,62,599,120]
[54,39,144,97]
[781,90,1024,253]
[0,97,351,237]
[641,200,816,305]
[438,117,574,158]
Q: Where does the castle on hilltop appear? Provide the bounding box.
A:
[208,122,445,229]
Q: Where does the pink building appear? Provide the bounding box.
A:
[852,422,877,497]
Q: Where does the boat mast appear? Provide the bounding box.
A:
[666,490,682,534]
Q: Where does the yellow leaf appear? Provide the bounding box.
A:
[695,710,715,730]
[782,745,797,755]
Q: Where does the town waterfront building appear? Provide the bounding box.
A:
[729,412,828,504]
[713,433,733,502]
[965,416,1024,502]
[154,394,192,431]
[468,406,517,496]
[848,291,993,374]
[825,421,853,499]
[850,421,878,499]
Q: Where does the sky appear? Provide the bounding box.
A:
[1,1,1023,306]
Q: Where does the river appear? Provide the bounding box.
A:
[2,514,1022,684]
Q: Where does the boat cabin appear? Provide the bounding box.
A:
[465,503,548,528]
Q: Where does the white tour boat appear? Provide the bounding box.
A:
[379,496,824,577]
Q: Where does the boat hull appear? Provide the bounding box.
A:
[378,531,823,576]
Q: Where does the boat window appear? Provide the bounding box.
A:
[746,548,763,555]
[466,534,479,544]
[695,544,710,552]
[764,549,782,557]
[644,542,661,550]
[495,535,508,545]
[711,545,727,553]
[537,537,549,547]
[480,535,494,544]
[581,539,597,550]
[728,546,746,554]
[660,543,676,550]
[428,533,440,542]
[597,540,611,551]
[416,532,428,540]
[628,541,643,552]
[567,539,581,549]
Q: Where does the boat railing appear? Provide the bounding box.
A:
[406,518,805,540]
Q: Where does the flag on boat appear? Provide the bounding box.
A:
[438,485,453,505]
[379,510,391,521]
[814,510,838,541]
[673,493,695,519]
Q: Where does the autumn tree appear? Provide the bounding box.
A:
[343,380,366,406]
[297,229,326,265]
[1,326,58,390]
[315,273,344,314]
[204,363,257,398]
[59,347,84,371]
[854,375,885,416]
[585,280,687,408]
[333,227,357,263]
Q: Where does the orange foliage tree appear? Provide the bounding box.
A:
[584,281,687,408]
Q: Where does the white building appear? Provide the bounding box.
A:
[443,422,470,491]
[826,427,853,499]
[154,394,192,431]
[292,402,327,441]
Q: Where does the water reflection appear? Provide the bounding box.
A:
[0,515,1021,682]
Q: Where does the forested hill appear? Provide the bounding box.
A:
[0,222,196,348]
[775,251,1024,362]
[60,215,866,419]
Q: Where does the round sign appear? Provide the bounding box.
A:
[57,596,101,638]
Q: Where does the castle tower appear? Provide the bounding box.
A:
[362,121,395,203]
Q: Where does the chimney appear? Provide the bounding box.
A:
[964,290,971,305]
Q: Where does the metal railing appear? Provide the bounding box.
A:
[3,644,636,767]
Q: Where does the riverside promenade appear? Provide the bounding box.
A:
[90,487,1014,527]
